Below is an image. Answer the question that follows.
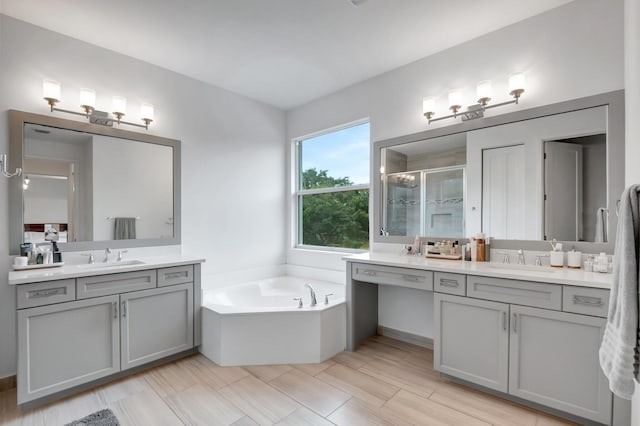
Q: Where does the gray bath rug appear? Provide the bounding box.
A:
[65,408,120,426]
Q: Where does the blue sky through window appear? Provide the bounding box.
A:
[301,122,370,185]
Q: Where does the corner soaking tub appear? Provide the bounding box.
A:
[201,276,346,366]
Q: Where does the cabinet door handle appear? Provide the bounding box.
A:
[402,275,421,282]
[572,295,604,306]
[164,271,187,280]
[362,270,377,276]
[113,302,118,319]
[502,311,507,331]
[440,279,459,288]
[512,313,518,333]
[122,301,127,317]
[28,287,65,298]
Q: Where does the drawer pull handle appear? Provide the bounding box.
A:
[402,275,421,282]
[572,295,604,306]
[28,287,65,298]
[512,313,518,333]
[113,302,118,319]
[122,301,127,317]
[165,271,187,279]
[440,279,459,288]
[503,311,507,331]
[362,270,377,276]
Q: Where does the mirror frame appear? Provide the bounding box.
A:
[372,90,624,254]
[9,110,181,255]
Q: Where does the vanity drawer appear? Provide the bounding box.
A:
[563,286,610,318]
[157,265,194,287]
[433,272,466,296]
[77,270,157,299]
[467,275,562,310]
[16,279,76,309]
[351,263,433,291]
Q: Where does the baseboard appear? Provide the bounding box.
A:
[377,325,434,350]
[0,375,16,392]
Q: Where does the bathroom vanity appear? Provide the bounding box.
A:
[9,257,203,408]
[345,253,614,425]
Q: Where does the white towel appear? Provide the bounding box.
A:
[595,207,608,243]
[599,184,640,399]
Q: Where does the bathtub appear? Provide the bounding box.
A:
[201,276,346,366]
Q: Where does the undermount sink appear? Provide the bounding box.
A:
[486,263,556,274]
[76,260,146,269]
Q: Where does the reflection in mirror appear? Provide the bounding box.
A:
[23,124,174,243]
[381,133,466,237]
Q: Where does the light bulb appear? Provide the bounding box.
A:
[79,88,96,109]
[112,96,127,121]
[509,72,526,97]
[140,103,154,121]
[448,90,462,113]
[42,80,61,107]
[422,97,436,114]
[476,80,492,105]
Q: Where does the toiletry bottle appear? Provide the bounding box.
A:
[414,235,421,255]
[484,236,490,262]
[36,249,43,265]
[594,252,608,273]
[475,233,485,261]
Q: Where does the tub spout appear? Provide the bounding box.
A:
[305,283,317,307]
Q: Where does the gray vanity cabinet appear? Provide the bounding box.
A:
[434,293,509,392]
[17,295,121,404]
[120,283,194,370]
[509,305,611,424]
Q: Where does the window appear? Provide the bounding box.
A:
[295,121,370,250]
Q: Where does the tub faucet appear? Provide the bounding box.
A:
[517,249,526,265]
[305,283,317,307]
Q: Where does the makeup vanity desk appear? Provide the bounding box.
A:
[344,252,617,426]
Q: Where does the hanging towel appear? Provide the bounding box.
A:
[595,207,608,243]
[114,217,137,240]
[599,184,640,399]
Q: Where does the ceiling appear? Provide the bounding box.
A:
[1,0,573,110]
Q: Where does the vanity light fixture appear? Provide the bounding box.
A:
[423,72,526,124]
[41,80,154,130]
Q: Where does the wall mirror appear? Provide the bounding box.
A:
[373,90,624,252]
[9,110,181,255]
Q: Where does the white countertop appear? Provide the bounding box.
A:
[8,256,206,285]
[344,252,612,289]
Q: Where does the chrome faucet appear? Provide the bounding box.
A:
[103,248,112,263]
[117,250,128,262]
[517,249,526,265]
[305,283,317,307]
[82,253,95,264]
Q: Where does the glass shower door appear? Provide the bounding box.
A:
[424,166,465,238]
[384,171,421,236]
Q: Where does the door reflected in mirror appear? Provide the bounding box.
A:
[23,124,174,244]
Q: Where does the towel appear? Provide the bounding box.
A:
[114,217,136,240]
[595,207,608,243]
[599,184,640,399]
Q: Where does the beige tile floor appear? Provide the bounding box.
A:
[0,335,577,425]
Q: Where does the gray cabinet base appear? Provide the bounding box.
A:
[18,348,198,411]
[441,373,611,426]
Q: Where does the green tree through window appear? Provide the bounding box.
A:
[300,168,369,249]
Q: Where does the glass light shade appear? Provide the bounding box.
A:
[476,80,493,100]
[140,103,154,120]
[509,72,526,92]
[79,88,96,108]
[448,90,462,107]
[422,97,436,114]
[42,79,61,101]
[112,96,127,115]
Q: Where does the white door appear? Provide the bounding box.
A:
[17,295,120,404]
[544,141,583,241]
[434,293,510,392]
[120,283,194,370]
[482,145,525,239]
[509,305,611,424]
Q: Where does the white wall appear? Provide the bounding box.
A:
[0,15,287,378]
[286,0,623,339]
[624,0,640,422]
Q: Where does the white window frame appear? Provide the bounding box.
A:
[292,118,370,253]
